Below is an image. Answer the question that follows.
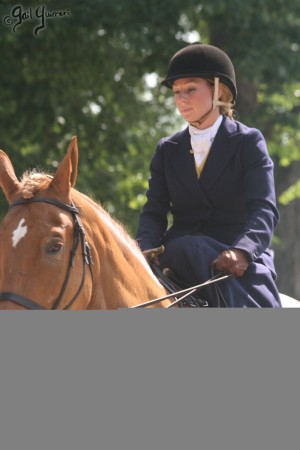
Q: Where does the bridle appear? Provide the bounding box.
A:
[0,197,230,310]
[0,197,93,310]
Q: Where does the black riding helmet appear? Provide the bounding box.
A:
[161,42,237,101]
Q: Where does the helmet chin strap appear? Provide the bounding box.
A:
[190,77,234,127]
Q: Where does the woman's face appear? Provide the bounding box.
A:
[172,77,221,128]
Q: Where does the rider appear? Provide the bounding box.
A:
[135,42,282,307]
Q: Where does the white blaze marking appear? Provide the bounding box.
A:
[12,218,28,248]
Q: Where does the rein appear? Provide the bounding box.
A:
[130,273,232,308]
[0,197,93,310]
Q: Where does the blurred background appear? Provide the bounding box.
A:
[1,0,300,298]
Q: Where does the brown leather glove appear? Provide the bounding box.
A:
[142,245,165,265]
[212,248,250,277]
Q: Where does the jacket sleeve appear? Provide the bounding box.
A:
[135,140,170,251]
[232,128,279,261]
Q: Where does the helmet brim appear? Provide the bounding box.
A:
[161,73,237,100]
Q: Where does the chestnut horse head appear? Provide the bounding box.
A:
[0,137,170,309]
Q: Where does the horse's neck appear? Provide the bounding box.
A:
[80,201,168,309]
[99,253,168,308]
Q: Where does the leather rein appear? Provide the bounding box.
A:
[0,197,93,310]
[130,272,231,308]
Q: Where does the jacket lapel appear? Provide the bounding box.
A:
[164,128,210,203]
[163,117,243,200]
[199,116,243,190]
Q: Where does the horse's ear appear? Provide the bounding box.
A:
[50,136,78,198]
[0,150,22,202]
[67,136,78,187]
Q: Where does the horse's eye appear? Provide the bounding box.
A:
[46,240,63,254]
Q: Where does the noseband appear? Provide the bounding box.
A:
[0,197,93,310]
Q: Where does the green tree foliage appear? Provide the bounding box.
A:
[0,0,185,230]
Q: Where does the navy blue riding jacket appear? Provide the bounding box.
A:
[136,115,279,277]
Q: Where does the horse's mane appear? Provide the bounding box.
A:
[72,188,142,254]
[70,188,157,283]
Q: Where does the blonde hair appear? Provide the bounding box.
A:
[219,83,235,119]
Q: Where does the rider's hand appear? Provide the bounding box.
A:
[142,245,165,266]
[212,248,250,277]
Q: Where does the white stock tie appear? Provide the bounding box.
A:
[188,115,223,167]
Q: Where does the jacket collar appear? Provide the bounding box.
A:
[164,116,243,197]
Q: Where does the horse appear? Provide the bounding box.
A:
[0,137,299,309]
[0,137,172,309]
